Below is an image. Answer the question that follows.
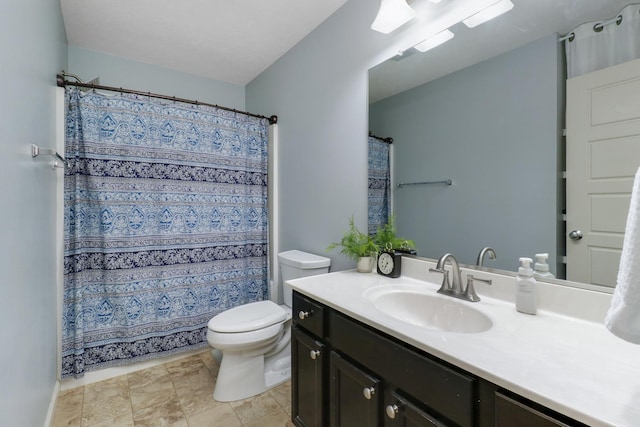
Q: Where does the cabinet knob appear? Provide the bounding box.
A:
[298,310,310,320]
[386,404,399,419]
[309,349,321,360]
[362,387,376,400]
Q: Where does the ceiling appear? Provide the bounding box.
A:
[60,0,348,86]
[60,0,633,98]
[369,0,633,102]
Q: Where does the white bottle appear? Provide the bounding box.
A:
[533,253,555,279]
[516,257,537,315]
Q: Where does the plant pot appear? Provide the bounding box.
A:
[356,256,374,273]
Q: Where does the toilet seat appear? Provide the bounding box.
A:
[208,300,287,333]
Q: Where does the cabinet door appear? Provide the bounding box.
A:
[330,351,380,427]
[384,389,448,427]
[292,327,325,427]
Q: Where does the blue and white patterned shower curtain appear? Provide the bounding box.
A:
[62,88,269,377]
[368,136,391,236]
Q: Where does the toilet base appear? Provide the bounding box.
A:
[212,341,291,402]
[213,351,267,402]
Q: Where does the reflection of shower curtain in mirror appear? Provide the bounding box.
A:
[62,87,269,377]
[368,136,391,236]
[565,3,640,78]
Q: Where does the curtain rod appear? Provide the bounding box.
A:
[368,131,393,144]
[56,74,278,125]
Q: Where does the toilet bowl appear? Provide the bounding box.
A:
[206,250,330,402]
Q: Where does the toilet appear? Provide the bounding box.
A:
[206,250,330,402]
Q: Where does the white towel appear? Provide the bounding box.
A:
[605,167,640,344]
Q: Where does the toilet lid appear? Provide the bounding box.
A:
[208,300,287,333]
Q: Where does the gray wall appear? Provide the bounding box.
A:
[246,0,563,273]
[246,0,395,271]
[68,46,246,110]
[0,0,67,425]
[369,34,564,274]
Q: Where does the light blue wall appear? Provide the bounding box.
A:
[246,0,397,271]
[0,0,67,425]
[369,34,564,274]
[68,46,246,110]
[246,0,563,273]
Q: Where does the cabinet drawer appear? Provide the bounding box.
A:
[293,291,326,338]
[330,311,476,427]
[495,392,587,427]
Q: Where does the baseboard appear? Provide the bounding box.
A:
[44,380,60,427]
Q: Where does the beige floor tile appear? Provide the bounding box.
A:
[52,387,84,427]
[229,392,282,424]
[186,404,242,427]
[85,409,134,427]
[268,381,291,409]
[241,408,295,427]
[129,365,177,411]
[170,358,221,417]
[169,358,216,393]
[132,395,187,427]
[54,351,292,427]
[199,350,220,377]
[82,376,131,426]
[166,354,206,376]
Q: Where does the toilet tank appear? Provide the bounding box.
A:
[278,250,330,307]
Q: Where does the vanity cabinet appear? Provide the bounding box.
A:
[292,292,327,427]
[291,291,587,427]
[329,351,380,427]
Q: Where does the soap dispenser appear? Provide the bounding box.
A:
[516,257,537,315]
[533,253,555,279]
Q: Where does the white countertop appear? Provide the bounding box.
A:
[287,258,640,427]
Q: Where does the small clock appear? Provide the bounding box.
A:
[377,250,402,278]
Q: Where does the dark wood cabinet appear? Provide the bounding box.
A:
[330,351,380,427]
[291,290,586,427]
[383,389,447,427]
[495,392,579,427]
[292,327,325,427]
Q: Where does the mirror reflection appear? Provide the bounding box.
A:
[369,33,563,277]
[368,1,639,291]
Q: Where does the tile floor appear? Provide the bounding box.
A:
[51,350,294,427]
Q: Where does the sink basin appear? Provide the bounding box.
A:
[365,284,493,333]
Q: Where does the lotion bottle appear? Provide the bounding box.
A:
[516,257,537,315]
[533,253,555,279]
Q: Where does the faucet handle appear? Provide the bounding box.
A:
[465,275,492,302]
[429,268,450,292]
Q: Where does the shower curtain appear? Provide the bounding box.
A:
[368,136,391,236]
[62,87,269,377]
[565,3,640,79]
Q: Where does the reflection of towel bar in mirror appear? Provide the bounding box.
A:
[31,144,66,169]
[397,179,452,188]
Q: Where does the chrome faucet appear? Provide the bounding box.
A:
[476,247,497,267]
[429,253,492,302]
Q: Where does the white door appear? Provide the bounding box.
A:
[566,58,640,287]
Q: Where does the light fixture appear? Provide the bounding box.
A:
[413,29,454,52]
[371,0,416,34]
[463,0,514,28]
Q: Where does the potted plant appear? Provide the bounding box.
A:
[327,216,379,272]
[373,214,416,253]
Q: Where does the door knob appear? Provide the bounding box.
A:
[569,230,583,240]
[362,387,376,400]
[309,349,320,360]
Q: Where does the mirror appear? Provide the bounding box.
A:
[367,1,631,292]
